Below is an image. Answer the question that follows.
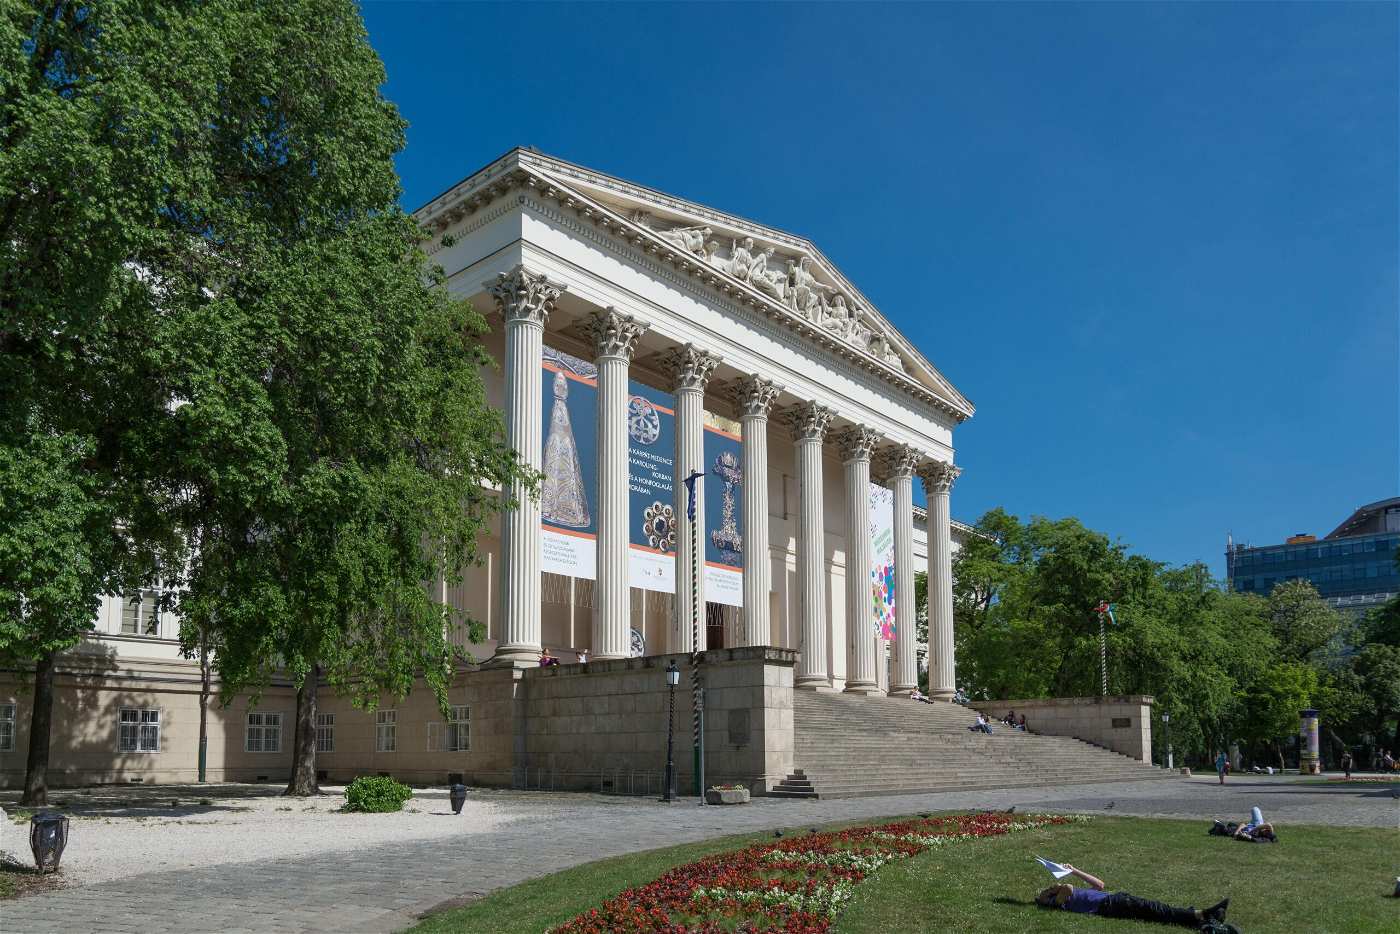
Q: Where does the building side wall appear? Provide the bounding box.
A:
[974,696,1154,763]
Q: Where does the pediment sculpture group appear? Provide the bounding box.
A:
[632,211,905,371]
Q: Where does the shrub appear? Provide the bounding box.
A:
[343,775,413,813]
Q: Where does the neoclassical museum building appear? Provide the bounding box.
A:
[0,150,986,794]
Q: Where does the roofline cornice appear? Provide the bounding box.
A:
[415,154,973,422]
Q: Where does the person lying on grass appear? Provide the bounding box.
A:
[1208,807,1278,843]
[1035,863,1230,928]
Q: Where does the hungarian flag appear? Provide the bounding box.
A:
[1094,601,1118,625]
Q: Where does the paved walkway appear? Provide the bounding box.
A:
[5,775,1397,934]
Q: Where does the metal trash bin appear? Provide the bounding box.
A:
[29,812,70,873]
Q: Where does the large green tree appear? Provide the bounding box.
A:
[3,0,525,798]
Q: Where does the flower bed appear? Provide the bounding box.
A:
[550,812,1088,933]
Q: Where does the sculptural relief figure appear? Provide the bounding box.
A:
[823,293,854,336]
[787,256,831,320]
[868,332,902,368]
[655,223,712,257]
[703,239,723,268]
[540,371,591,528]
[730,237,758,282]
[749,246,787,301]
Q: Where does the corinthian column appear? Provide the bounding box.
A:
[919,460,962,699]
[733,375,782,647]
[486,266,564,667]
[785,401,834,689]
[838,425,881,695]
[585,308,647,659]
[883,446,920,695]
[662,345,720,653]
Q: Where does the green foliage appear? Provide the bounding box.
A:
[945,509,1354,764]
[2,0,528,797]
[1265,579,1342,662]
[342,775,413,813]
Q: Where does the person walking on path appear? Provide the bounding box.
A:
[1341,750,1353,779]
[1215,751,1228,785]
[1035,863,1230,929]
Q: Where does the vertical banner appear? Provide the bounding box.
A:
[703,416,744,607]
[626,380,676,593]
[540,347,598,579]
[870,483,895,641]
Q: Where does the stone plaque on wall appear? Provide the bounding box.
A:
[727,709,751,747]
[1111,717,1131,729]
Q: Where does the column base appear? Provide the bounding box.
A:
[482,646,542,669]
[888,686,916,697]
[795,677,835,692]
[843,681,882,696]
[929,687,956,701]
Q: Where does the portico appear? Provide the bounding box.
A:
[420,148,973,698]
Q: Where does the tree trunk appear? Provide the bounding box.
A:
[285,664,319,796]
[20,651,56,806]
[1273,741,1285,773]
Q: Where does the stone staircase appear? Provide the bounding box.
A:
[776,690,1174,799]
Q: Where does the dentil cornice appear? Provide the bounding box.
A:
[416,153,972,423]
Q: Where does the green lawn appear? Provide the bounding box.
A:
[411,814,1399,934]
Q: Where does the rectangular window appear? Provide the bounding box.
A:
[315,712,334,753]
[121,591,161,637]
[428,705,470,752]
[376,709,396,753]
[0,703,14,752]
[118,707,161,752]
[245,712,282,753]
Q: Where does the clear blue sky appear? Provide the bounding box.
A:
[362,2,1398,578]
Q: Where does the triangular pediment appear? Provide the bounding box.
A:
[416,148,974,420]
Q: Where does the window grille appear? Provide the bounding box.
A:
[245,711,282,753]
[0,703,15,752]
[315,712,334,753]
[119,708,161,752]
[376,709,396,752]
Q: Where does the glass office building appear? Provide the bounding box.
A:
[1228,496,1400,615]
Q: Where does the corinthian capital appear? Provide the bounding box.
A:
[835,425,880,463]
[918,460,962,494]
[661,344,721,393]
[584,307,647,361]
[487,266,565,326]
[783,400,834,442]
[731,375,782,419]
[876,444,920,482]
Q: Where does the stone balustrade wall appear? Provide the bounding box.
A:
[972,696,1154,762]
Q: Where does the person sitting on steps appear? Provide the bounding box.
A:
[1035,863,1230,929]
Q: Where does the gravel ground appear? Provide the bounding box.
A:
[0,783,527,885]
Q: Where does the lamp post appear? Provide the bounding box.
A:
[663,660,679,802]
[682,470,706,804]
[1161,713,1172,771]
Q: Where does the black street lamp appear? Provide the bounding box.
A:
[662,660,679,802]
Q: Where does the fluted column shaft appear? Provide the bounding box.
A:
[587,309,647,659]
[736,376,781,647]
[887,447,919,694]
[788,403,833,688]
[488,267,564,667]
[840,427,881,695]
[664,345,719,654]
[921,461,961,698]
